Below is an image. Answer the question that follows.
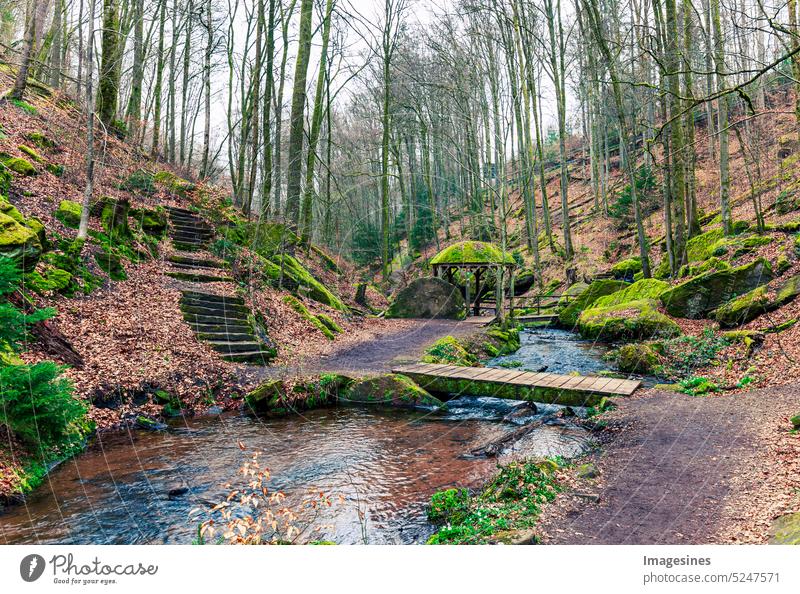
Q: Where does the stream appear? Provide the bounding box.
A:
[0,328,619,545]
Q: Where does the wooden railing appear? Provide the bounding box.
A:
[483,293,575,315]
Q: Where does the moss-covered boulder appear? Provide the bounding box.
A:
[513,268,537,295]
[283,294,336,339]
[713,286,770,327]
[154,170,195,197]
[429,240,515,265]
[24,266,72,294]
[131,207,168,235]
[592,278,669,309]
[422,335,479,366]
[120,169,156,195]
[775,274,800,307]
[578,299,681,341]
[610,257,642,280]
[386,277,466,319]
[1,155,36,175]
[660,258,774,318]
[93,250,126,281]
[245,374,352,416]
[55,199,82,228]
[315,312,342,335]
[613,343,659,374]
[17,144,44,162]
[0,211,42,271]
[678,257,730,278]
[341,374,444,409]
[25,132,57,150]
[267,253,346,311]
[558,279,628,328]
[769,512,800,545]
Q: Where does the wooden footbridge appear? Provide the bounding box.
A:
[392,363,640,408]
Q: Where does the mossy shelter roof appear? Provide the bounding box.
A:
[430,241,515,266]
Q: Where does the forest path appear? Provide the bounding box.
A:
[241,317,483,381]
[539,383,800,544]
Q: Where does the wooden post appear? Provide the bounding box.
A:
[495,266,504,325]
[474,268,483,316]
[464,270,471,318]
[509,268,515,321]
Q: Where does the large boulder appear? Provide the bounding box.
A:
[340,374,444,409]
[55,199,82,228]
[0,211,42,271]
[577,299,681,341]
[713,286,771,327]
[592,278,669,309]
[386,277,465,319]
[660,258,773,319]
[558,279,627,328]
[610,257,642,280]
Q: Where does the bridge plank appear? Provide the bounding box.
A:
[391,363,640,398]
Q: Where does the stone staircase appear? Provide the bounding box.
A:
[179,291,275,364]
[164,205,275,365]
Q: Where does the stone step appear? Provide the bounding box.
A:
[172,234,212,243]
[171,263,222,273]
[169,255,224,268]
[183,313,248,325]
[180,302,250,316]
[172,227,213,236]
[181,291,244,305]
[187,322,253,334]
[180,297,246,310]
[221,350,275,364]
[196,331,257,342]
[165,206,197,215]
[172,242,208,252]
[167,271,234,282]
[208,341,265,354]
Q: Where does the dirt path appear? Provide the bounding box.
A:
[538,383,800,544]
[243,318,481,381]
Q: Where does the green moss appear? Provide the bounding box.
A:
[154,170,195,196]
[678,257,730,278]
[93,250,126,281]
[776,255,791,276]
[1,156,36,176]
[315,313,342,334]
[9,98,37,115]
[578,299,681,341]
[283,294,335,339]
[770,513,800,545]
[54,199,82,228]
[612,343,659,374]
[25,132,57,150]
[17,145,43,162]
[660,258,774,318]
[592,278,670,309]
[685,228,725,262]
[422,335,478,366]
[24,267,72,294]
[610,257,642,278]
[272,253,346,311]
[0,196,24,223]
[775,274,800,306]
[558,279,628,327]
[430,241,515,265]
[45,163,64,177]
[713,287,771,327]
[120,169,156,195]
[341,374,444,409]
[0,211,41,271]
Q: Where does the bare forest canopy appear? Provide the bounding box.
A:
[4,0,800,282]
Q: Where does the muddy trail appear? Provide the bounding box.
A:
[242,318,481,381]
[539,383,800,544]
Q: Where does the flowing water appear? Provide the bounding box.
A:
[0,328,616,545]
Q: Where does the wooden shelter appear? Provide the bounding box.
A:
[429,241,517,318]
